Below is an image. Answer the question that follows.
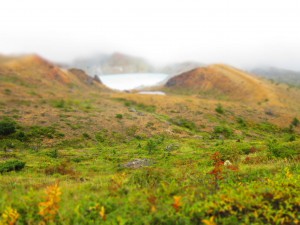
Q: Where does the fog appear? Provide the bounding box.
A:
[1,0,300,70]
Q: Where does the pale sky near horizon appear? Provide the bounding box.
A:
[0,0,300,70]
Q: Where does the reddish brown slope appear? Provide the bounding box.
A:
[165,64,279,104]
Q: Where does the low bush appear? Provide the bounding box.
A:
[215,104,224,114]
[268,139,300,158]
[115,114,123,119]
[217,145,242,162]
[256,122,279,132]
[0,160,26,173]
[0,118,17,136]
[291,117,299,127]
[213,125,233,138]
[145,135,165,154]
[28,126,64,139]
[236,117,247,127]
[170,117,197,131]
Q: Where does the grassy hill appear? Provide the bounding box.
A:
[0,55,299,224]
[164,64,282,103]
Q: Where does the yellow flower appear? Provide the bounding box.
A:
[285,168,293,179]
[99,206,106,221]
[0,207,20,225]
[38,181,61,222]
[202,216,216,225]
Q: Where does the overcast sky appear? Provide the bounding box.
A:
[1,0,300,69]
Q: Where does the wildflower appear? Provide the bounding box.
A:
[147,195,157,213]
[172,196,182,212]
[285,168,293,179]
[39,181,61,223]
[0,207,20,225]
[202,216,216,225]
[99,206,106,221]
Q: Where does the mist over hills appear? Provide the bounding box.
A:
[72,52,300,88]
[72,52,204,77]
[250,67,300,87]
[72,52,155,76]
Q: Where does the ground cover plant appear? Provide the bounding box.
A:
[0,113,299,224]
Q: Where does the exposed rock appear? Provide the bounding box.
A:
[224,160,232,166]
[193,135,203,139]
[165,143,180,152]
[69,68,101,85]
[218,134,225,140]
[4,149,14,153]
[137,112,145,116]
[123,158,154,169]
[129,107,137,112]
[93,75,102,84]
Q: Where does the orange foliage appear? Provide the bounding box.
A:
[172,196,182,212]
[38,181,61,223]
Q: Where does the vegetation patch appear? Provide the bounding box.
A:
[213,125,233,138]
[169,117,197,131]
[0,160,25,173]
[0,118,17,136]
[113,98,156,113]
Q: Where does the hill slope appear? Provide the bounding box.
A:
[165,64,280,103]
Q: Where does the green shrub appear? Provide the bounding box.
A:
[213,125,233,138]
[15,131,27,141]
[53,99,66,108]
[268,139,299,158]
[291,117,299,127]
[0,118,17,136]
[217,145,242,162]
[115,114,123,119]
[0,139,23,151]
[46,149,59,158]
[4,89,12,95]
[215,104,224,114]
[82,132,91,139]
[116,98,156,113]
[28,126,64,139]
[257,122,278,132]
[170,117,197,131]
[95,130,108,143]
[146,136,165,154]
[0,160,26,173]
[236,117,246,127]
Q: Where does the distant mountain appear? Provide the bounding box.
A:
[72,53,206,79]
[250,67,300,86]
[72,52,154,75]
[160,61,205,77]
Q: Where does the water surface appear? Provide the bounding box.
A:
[99,73,168,90]
[138,91,166,95]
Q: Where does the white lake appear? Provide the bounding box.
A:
[138,91,166,95]
[99,73,168,90]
